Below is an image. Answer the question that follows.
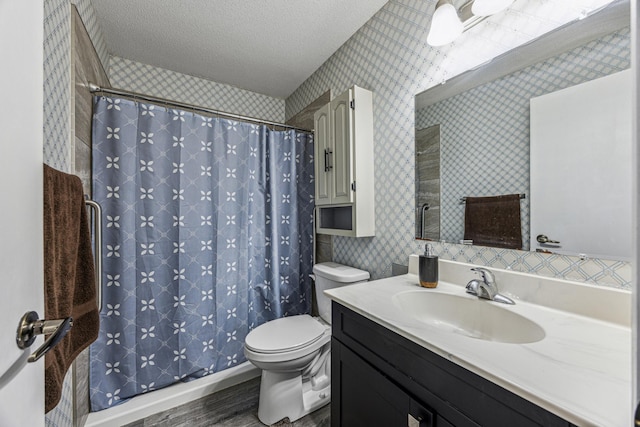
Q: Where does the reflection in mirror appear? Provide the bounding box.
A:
[414,0,630,260]
[415,125,440,240]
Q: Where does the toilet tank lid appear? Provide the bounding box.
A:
[313,262,370,283]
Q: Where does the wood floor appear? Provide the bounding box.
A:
[123,377,331,427]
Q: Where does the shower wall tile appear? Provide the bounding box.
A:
[286,90,332,131]
[74,350,91,427]
[316,234,333,264]
[285,0,631,289]
[74,137,91,195]
[108,56,286,123]
[74,0,109,71]
[73,5,110,148]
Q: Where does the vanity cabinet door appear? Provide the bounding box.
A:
[332,338,439,427]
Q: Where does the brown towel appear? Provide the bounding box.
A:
[43,164,99,413]
[463,194,523,250]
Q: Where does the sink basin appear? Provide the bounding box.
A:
[392,291,545,344]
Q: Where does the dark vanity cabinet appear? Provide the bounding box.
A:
[331,302,575,427]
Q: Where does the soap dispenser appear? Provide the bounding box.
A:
[419,243,438,288]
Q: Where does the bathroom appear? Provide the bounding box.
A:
[0,0,638,426]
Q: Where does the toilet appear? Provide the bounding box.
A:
[244,262,369,425]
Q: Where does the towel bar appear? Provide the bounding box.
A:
[85,198,103,311]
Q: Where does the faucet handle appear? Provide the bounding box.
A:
[465,279,480,295]
[470,267,495,284]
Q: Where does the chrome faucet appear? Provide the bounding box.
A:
[465,267,515,305]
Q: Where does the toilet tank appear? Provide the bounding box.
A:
[313,262,369,323]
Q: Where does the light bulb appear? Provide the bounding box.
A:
[427,1,464,47]
[471,0,515,17]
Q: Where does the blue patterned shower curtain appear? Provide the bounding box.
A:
[89,96,314,411]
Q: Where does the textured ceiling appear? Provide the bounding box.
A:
[91,0,389,99]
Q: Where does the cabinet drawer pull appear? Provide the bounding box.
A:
[325,148,333,171]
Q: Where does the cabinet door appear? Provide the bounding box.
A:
[314,103,331,205]
[330,88,354,204]
[333,339,435,427]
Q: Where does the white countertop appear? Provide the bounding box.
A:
[325,260,631,427]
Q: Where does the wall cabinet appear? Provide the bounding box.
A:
[313,86,374,237]
[331,303,576,427]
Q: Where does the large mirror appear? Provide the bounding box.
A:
[414,0,631,260]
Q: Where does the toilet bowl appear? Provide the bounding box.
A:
[243,262,369,425]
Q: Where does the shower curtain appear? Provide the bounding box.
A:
[89,95,314,411]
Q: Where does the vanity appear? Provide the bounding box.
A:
[326,257,631,426]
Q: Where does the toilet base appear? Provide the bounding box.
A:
[257,369,331,425]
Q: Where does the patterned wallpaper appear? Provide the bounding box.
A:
[43,0,71,172]
[109,56,286,123]
[286,0,631,289]
[416,28,630,250]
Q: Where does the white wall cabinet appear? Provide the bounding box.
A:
[313,85,375,237]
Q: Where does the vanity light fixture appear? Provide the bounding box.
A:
[426,0,464,47]
[427,0,513,47]
[471,0,515,16]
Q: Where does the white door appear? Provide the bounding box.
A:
[530,70,632,260]
[0,1,45,426]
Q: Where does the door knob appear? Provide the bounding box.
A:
[16,311,73,363]
[536,234,560,244]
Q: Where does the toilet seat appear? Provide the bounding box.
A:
[244,315,330,364]
[245,315,326,353]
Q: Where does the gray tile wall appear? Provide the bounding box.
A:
[414,125,440,240]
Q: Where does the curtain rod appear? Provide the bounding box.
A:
[88,83,312,134]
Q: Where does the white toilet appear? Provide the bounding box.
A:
[244,262,369,425]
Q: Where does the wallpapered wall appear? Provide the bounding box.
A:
[286,0,631,289]
[415,28,630,250]
[108,56,285,123]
